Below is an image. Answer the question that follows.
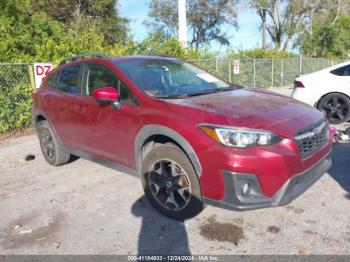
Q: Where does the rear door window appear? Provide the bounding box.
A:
[330,65,350,76]
[57,65,82,93]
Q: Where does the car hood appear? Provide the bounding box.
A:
[164,88,321,131]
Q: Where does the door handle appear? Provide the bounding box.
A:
[74,104,86,113]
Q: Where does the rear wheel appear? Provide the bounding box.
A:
[318,93,350,124]
[38,120,70,166]
[141,144,203,220]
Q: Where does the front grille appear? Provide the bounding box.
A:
[295,120,328,159]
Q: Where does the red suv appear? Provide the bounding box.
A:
[33,54,332,220]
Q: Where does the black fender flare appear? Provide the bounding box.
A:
[135,124,202,176]
[33,109,53,134]
[33,109,64,146]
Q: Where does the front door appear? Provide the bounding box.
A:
[71,62,142,169]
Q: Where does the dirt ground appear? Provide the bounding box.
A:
[0,127,350,255]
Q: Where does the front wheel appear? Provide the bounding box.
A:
[318,93,350,124]
[141,144,203,220]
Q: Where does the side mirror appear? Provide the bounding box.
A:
[92,87,119,103]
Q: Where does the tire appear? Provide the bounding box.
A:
[141,144,203,220]
[37,120,70,166]
[317,93,350,124]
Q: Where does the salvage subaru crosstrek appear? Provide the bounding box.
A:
[33,54,332,220]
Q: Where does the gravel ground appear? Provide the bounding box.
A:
[0,129,349,255]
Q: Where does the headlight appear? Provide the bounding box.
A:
[199,125,282,148]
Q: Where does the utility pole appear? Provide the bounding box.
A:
[262,8,267,49]
[178,0,188,47]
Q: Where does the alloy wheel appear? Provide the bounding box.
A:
[147,159,191,211]
[321,95,349,122]
[40,129,55,161]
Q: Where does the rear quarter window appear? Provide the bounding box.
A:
[47,71,59,89]
[330,65,350,76]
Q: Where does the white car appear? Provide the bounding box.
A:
[292,60,350,124]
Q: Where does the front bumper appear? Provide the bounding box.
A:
[204,152,332,211]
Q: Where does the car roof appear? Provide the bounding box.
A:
[110,55,177,63]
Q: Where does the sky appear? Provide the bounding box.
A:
[119,0,263,53]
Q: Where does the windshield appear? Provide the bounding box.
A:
[115,59,236,98]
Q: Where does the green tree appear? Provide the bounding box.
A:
[31,0,129,45]
[250,0,310,51]
[299,14,350,58]
[146,0,239,48]
[0,0,129,62]
[0,0,63,62]
[130,31,216,60]
[250,0,349,53]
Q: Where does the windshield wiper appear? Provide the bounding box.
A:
[214,86,237,92]
[154,90,216,99]
[154,87,237,99]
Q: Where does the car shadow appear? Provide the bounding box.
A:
[68,154,80,163]
[131,196,191,256]
[328,142,350,197]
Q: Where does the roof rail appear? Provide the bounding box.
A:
[59,53,109,66]
[145,53,176,58]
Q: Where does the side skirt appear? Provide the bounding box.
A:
[61,145,139,178]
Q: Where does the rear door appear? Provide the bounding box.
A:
[44,64,83,148]
[72,62,142,168]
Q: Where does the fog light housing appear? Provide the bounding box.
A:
[240,182,250,195]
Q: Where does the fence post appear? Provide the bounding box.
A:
[271,59,274,88]
[215,59,218,72]
[299,55,302,75]
[28,64,35,90]
[228,60,232,83]
[315,58,317,71]
[280,59,284,88]
[253,59,256,88]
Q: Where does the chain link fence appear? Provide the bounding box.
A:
[0,58,343,134]
[190,58,340,88]
[0,64,34,134]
